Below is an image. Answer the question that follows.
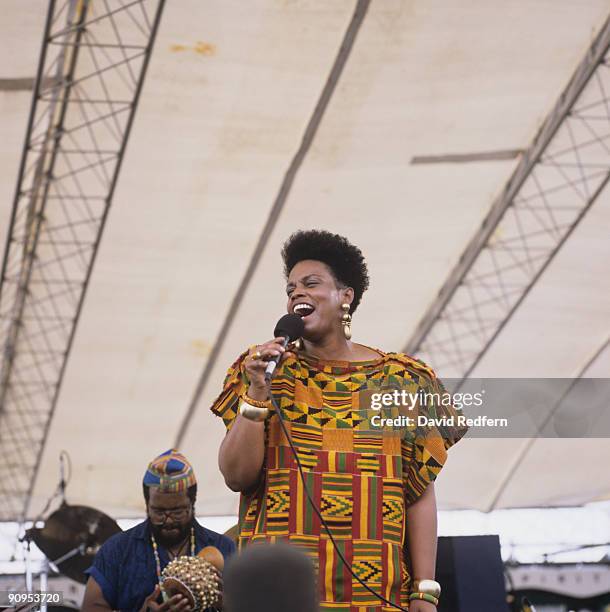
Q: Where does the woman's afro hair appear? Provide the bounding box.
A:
[281,230,370,313]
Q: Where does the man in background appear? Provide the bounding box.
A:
[82,449,235,612]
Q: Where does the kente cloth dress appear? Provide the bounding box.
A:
[211,348,467,611]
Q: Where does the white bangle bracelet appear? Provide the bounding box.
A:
[412,579,441,598]
[239,400,270,422]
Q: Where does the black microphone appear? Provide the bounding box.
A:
[264,314,305,382]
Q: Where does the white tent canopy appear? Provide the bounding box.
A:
[1,0,609,521]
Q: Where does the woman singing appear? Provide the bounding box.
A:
[211,230,467,611]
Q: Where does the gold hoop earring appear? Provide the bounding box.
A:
[341,303,352,340]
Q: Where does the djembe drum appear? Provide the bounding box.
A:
[161,546,224,611]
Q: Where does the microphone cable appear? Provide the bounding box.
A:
[267,391,409,612]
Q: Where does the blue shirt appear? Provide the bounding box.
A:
[86,519,235,612]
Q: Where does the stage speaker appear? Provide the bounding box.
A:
[435,535,507,612]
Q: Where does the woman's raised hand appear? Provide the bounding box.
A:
[245,337,290,397]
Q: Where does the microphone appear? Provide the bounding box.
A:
[521,598,537,612]
[59,453,66,502]
[264,314,305,382]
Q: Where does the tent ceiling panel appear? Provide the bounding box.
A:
[0,0,607,519]
[307,0,610,160]
[493,439,610,508]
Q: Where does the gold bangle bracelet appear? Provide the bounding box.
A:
[242,393,272,409]
[412,579,441,598]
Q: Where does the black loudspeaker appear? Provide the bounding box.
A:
[435,535,508,612]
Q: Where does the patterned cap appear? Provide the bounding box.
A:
[143,449,196,492]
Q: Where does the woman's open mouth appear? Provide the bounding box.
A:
[293,303,315,318]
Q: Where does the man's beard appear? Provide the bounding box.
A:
[150,520,192,549]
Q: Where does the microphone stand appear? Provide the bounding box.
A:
[23,536,33,593]
[39,557,48,612]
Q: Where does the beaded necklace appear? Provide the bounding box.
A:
[151,526,196,586]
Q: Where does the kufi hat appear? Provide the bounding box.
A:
[143,449,196,492]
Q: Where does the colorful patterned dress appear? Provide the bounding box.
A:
[211,348,467,611]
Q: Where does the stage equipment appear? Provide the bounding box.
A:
[26,503,121,584]
[435,535,507,612]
